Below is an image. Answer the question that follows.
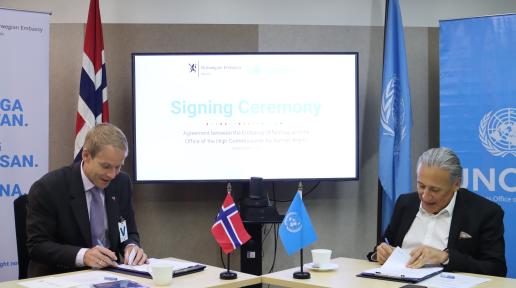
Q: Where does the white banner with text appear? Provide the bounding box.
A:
[0,8,49,280]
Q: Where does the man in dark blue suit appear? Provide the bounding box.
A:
[27,124,147,277]
[374,147,506,277]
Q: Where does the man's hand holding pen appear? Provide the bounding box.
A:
[376,243,394,264]
[376,238,394,265]
[84,245,118,269]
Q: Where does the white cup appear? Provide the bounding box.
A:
[148,261,173,286]
[311,249,332,268]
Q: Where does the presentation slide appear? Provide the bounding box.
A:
[133,53,358,181]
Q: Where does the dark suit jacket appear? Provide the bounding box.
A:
[26,163,141,277]
[381,188,506,277]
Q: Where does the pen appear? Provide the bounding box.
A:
[440,273,455,279]
[128,247,137,265]
[97,239,118,264]
[384,237,390,245]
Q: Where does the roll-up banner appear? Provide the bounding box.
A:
[440,14,516,277]
[0,8,50,280]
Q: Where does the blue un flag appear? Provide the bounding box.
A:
[279,190,317,255]
[378,0,412,233]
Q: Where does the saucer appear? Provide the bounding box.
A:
[304,262,338,271]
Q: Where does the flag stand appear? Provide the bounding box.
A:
[220,253,237,280]
[293,248,310,279]
[213,183,250,280]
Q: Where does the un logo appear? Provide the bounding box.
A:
[284,212,302,233]
[479,108,516,157]
[380,76,407,145]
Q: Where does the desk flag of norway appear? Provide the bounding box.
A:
[211,184,251,254]
[74,0,109,162]
[211,184,250,279]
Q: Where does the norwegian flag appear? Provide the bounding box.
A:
[211,189,251,254]
[74,0,109,162]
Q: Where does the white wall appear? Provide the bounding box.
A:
[1,0,515,26]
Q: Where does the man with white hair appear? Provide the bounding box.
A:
[373,147,506,276]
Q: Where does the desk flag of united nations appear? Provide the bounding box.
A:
[279,183,317,255]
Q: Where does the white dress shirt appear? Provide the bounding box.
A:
[402,191,457,251]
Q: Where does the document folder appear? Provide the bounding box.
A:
[105,259,206,279]
[357,247,443,283]
[357,267,442,283]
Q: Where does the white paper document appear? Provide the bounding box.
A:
[419,272,490,288]
[362,247,443,280]
[18,271,126,288]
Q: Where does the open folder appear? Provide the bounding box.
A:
[357,247,443,283]
[106,258,206,278]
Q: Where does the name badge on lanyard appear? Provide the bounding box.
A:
[118,217,128,242]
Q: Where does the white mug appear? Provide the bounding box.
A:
[148,261,173,286]
[311,249,332,268]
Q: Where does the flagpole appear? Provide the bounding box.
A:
[292,182,310,279]
[220,252,237,280]
[377,0,390,245]
[219,183,238,280]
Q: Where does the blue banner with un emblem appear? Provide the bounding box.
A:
[440,14,516,277]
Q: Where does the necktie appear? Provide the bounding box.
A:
[90,187,107,247]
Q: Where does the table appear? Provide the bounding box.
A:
[0,258,261,288]
[261,257,516,288]
[3,257,514,287]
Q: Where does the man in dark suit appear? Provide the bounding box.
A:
[374,147,506,277]
[26,124,148,277]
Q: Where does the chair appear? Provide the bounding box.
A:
[13,194,29,279]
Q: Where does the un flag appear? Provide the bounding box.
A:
[378,0,412,233]
[279,192,317,255]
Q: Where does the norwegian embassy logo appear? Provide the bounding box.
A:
[380,76,407,146]
[189,63,197,73]
[283,212,302,233]
[479,107,516,157]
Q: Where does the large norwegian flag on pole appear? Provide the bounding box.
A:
[74,0,109,162]
[211,184,251,254]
